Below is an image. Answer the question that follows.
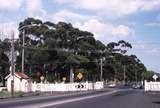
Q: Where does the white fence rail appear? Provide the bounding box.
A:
[31,82,103,92]
[145,80,160,91]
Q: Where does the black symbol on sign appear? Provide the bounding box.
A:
[77,84,84,88]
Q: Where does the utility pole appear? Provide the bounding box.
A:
[135,70,137,83]
[11,31,15,97]
[70,66,74,83]
[67,31,74,83]
[100,58,103,81]
[18,25,36,73]
[123,65,126,85]
[22,31,25,73]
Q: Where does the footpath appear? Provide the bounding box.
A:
[0,87,114,100]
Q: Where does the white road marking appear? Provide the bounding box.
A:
[40,90,117,108]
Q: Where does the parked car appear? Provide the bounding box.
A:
[132,83,143,89]
[108,83,116,88]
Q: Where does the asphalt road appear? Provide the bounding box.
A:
[0,88,160,108]
[44,90,160,108]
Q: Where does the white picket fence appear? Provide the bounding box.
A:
[145,80,160,91]
[30,81,103,92]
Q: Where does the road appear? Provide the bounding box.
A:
[0,88,160,108]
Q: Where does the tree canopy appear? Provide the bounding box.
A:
[0,17,154,85]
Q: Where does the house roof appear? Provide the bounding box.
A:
[15,72,29,79]
[5,72,29,79]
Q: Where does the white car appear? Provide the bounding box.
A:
[108,83,116,87]
[132,84,142,89]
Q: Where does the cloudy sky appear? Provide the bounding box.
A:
[0,0,160,72]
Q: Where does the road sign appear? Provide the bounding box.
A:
[77,72,83,80]
[153,74,158,81]
[62,77,66,81]
[75,84,84,89]
[40,76,45,82]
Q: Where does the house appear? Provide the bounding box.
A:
[5,72,31,92]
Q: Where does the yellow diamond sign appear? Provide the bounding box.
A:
[62,77,66,81]
[77,72,83,80]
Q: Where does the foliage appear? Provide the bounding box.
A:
[0,39,10,86]
[0,17,151,84]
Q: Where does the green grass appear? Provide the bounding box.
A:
[0,91,24,98]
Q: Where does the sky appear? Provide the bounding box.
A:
[0,0,160,72]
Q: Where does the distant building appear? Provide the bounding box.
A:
[5,72,31,92]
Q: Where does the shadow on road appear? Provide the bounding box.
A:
[113,90,135,97]
[152,101,160,104]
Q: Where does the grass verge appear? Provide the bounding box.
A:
[0,91,24,99]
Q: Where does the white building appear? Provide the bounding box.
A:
[5,72,31,92]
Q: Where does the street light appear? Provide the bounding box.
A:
[18,25,36,73]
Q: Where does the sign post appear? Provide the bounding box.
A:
[77,72,83,91]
